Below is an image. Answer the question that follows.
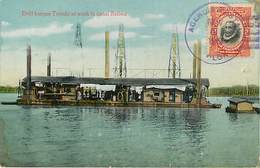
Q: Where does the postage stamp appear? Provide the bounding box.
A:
[208,4,253,57]
[185,2,257,64]
[185,2,235,64]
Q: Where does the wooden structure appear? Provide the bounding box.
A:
[143,88,184,103]
[226,98,254,113]
[16,76,216,107]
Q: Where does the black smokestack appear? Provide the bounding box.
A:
[26,45,31,91]
[47,52,51,76]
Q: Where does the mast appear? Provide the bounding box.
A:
[26,45,32,95]
[105,31,110,78]
[195,40,202,106]
[47,52,51,76]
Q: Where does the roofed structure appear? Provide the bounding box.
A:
[228,98,254,104]
[21,76,210,87]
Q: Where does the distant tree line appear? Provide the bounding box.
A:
[209,85,259,97]
[0,86,17,93]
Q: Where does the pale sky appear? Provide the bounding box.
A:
[0,0,259,87]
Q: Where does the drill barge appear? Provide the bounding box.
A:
[15,76,221,108]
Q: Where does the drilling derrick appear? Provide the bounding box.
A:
[168,30,181,78]
[74,23,84,77]
[74,23,83,48]
[114,24,127,78]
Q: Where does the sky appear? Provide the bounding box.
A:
[0,0,259,87]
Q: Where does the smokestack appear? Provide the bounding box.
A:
[47,52,51,76]
[26,45,31,92]
[105,31,110,78]
[193,43,197,79]
[195,40,202,105]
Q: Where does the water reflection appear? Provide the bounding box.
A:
[0,118,8,164]
[182,108,208,134]
[2,104,257,167]
[228,113,238,121]
[182,109,208,162]
[18,106,86,166]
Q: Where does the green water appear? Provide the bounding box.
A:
[0,94,259,167]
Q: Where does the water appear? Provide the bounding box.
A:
[0,94,259,167]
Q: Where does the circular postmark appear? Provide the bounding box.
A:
[184,2,251,64]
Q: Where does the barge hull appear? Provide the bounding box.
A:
[15,99,221,108]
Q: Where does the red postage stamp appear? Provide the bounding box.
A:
[208,4,253,57]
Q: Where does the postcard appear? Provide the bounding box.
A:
[0,0,259,167]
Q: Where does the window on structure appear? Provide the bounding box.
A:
[154,92,160,97]
[66,88,71,93]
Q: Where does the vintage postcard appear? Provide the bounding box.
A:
[0,0,259,167]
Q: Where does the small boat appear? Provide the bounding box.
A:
[212,104,222,108]
[253,104,260,113]
[226,98,255,113]
[254,107,260,113]
[1,101,17,105]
